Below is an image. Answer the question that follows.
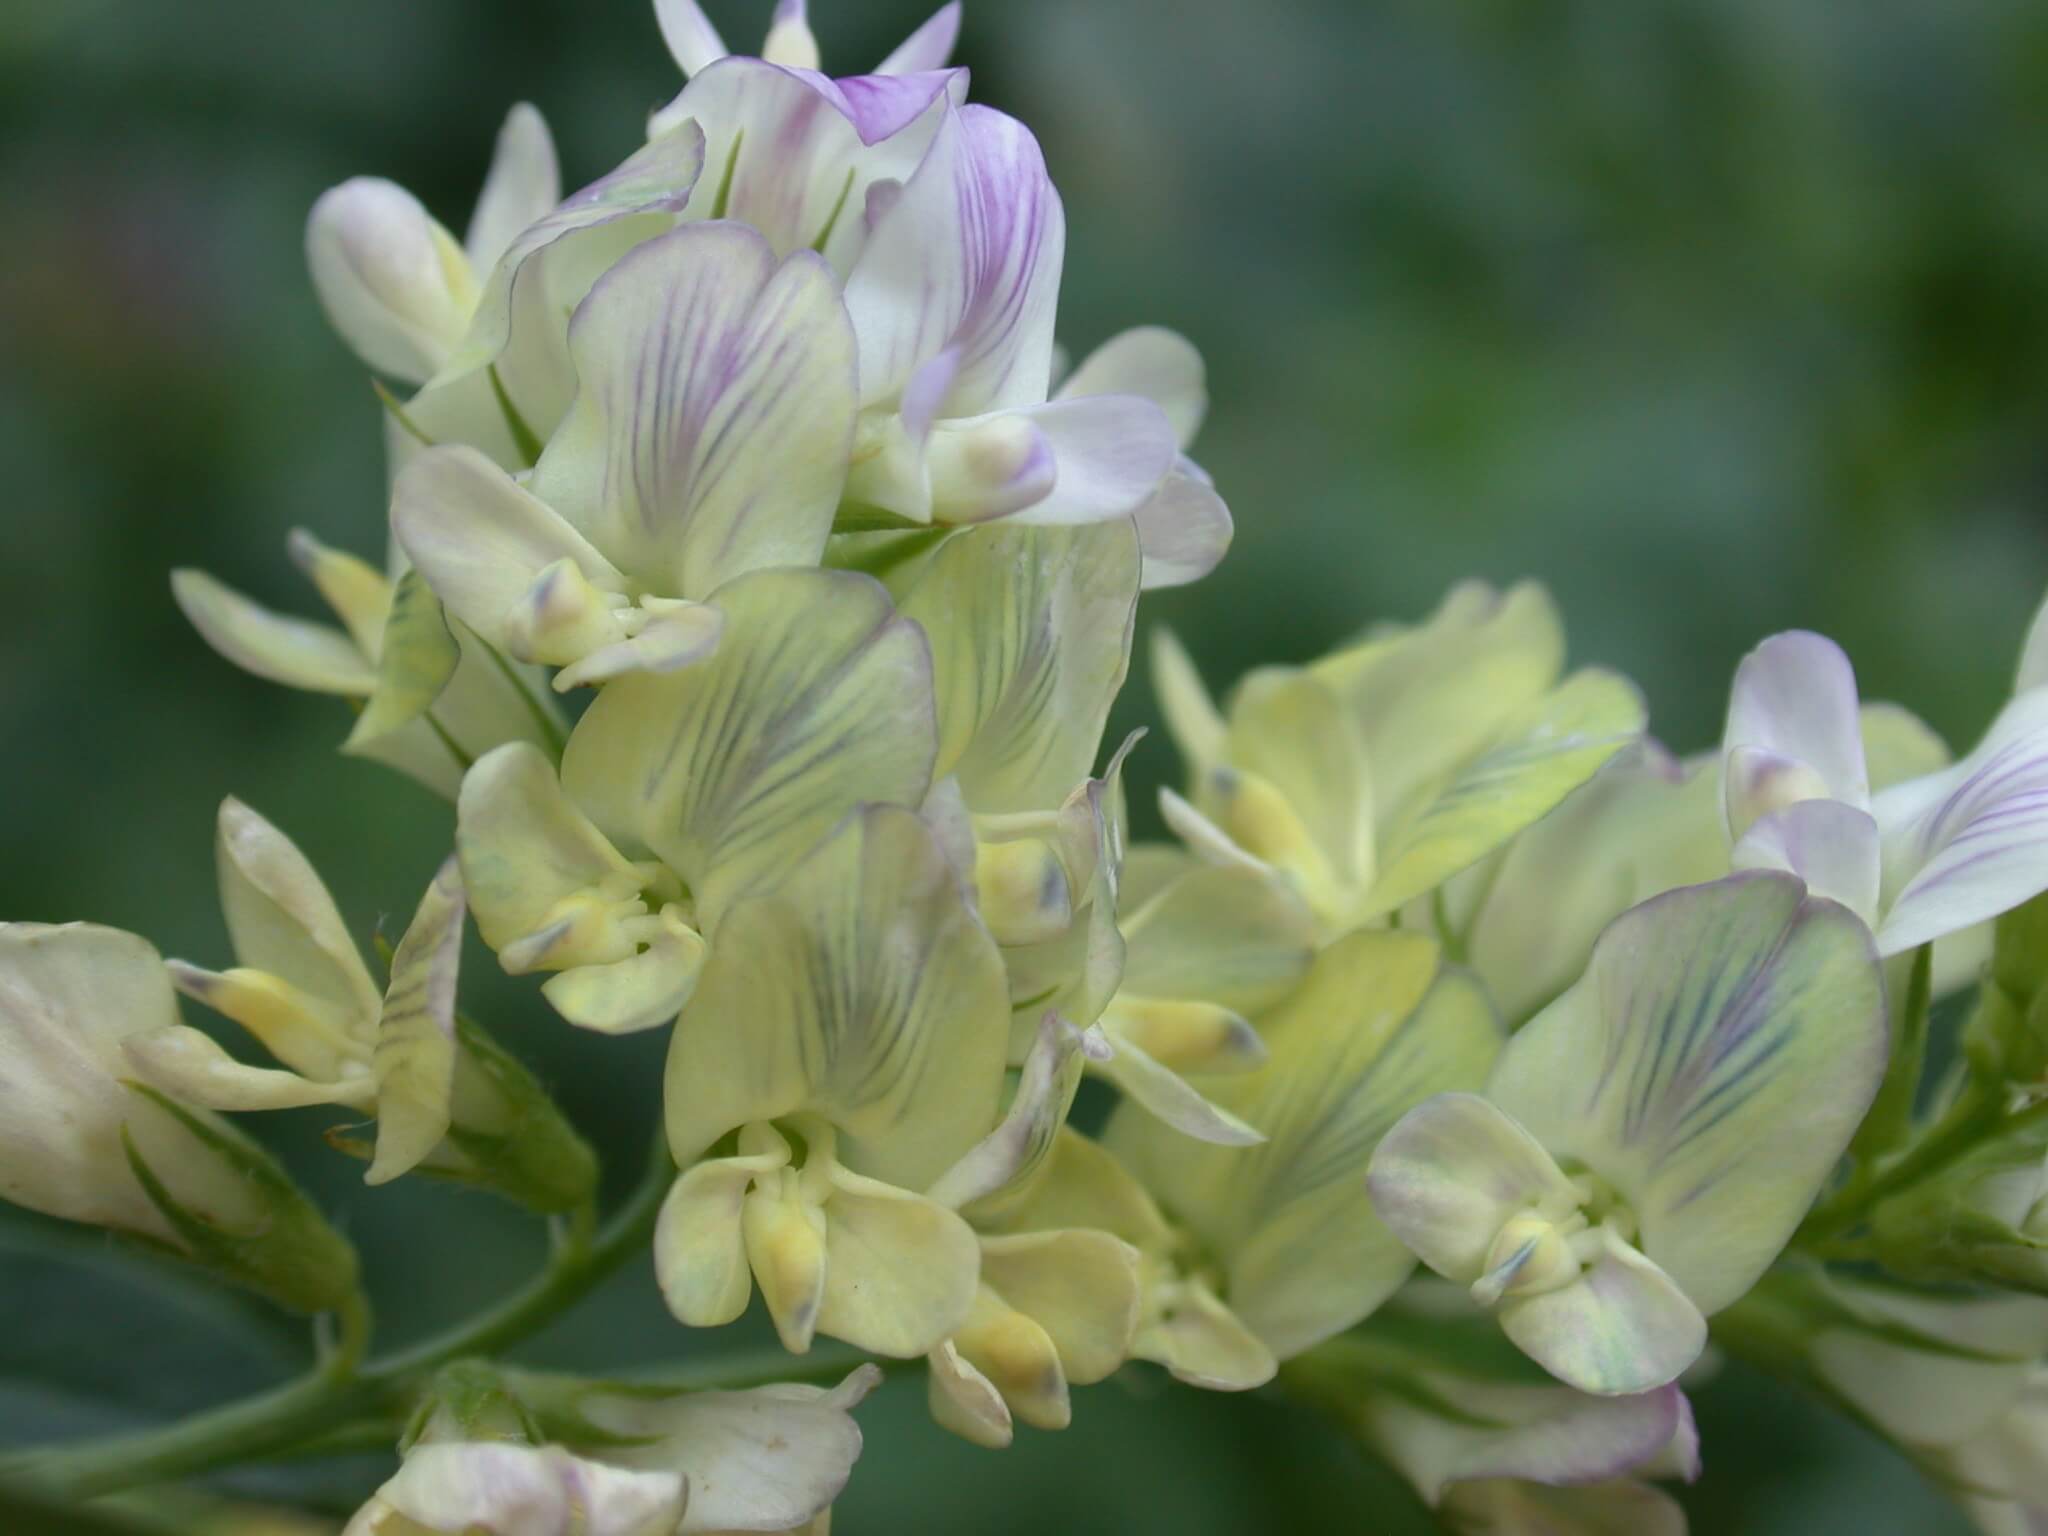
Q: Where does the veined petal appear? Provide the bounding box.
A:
[1875,688,2048,955]
[562,568,937,931]
[444,121,708,386]
[122,1025,361,1112]
[1119,863,1315,1016]
[844,103,1063,417]
[817,1155,982,1356]
[661,807,1008,1190]
[171,569,375,696]
[215,798,381,1027]
[1492,871,1887,1315]
[368,855,464,1185]
[1314,581,1567,833]
[1130,460,1232,591]
[651,59,955,265]
[655,1140,790,1329]
[1731,798,1882,926]
[1369,1093,1585,1288]
[392,445,630,661]
[1057,326,1207,449]
[1112,934,1500,1357]
[992,395,1179,527]
[877,3,962,74]
[1365,668,1646,918]
[529,224,856,598]
[900,521,1140,813]
[465,103,561,275]
[1724,630,1871,831]
[1498,1230,1708,1397]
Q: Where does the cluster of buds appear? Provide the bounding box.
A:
[9,2,2048,1532]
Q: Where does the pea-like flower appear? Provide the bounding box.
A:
[174,532,563,799]
[342,1359,882,1536]
[1155,581,1645,941]
[1722,608,2048,956]
[1370,871,1887,1395]
[123,798,593,1210]
[653,806,1010,1358]
[308,104,558,387]
[0,922,358,1313]
[1001,932,1499,1391]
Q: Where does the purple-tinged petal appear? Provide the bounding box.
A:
[441,122,708,386]
[1131,458,1233,589]
[655,0,727,77]
[1058,326,1208,449]
[1731,797,1882,927]
[878,2,963,74]
[1724,630,1869,837]
[649,59,956,263]
[798,68,968,146]
[992,395,1180,527]
[844,103,1065,416]
[1492,871,1887,1317]
[528,222,856,599]
[1875,688,2048,955]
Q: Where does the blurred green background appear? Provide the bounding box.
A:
[5,0,2048,1530]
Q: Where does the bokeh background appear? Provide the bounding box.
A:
[6,0,2048,1530]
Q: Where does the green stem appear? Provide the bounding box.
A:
[8,1142,671,1501]
[481,642,568,760]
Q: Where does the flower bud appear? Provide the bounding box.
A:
[307,177,479,384]
[0,923,360,1314]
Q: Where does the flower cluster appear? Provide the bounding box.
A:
[8,2,2048,1533]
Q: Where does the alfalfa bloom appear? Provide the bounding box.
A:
[343,1358,881,1536]
[653,806,1008,1358]
[1721,604,2048,956]
[987,932,1499,1392]
[174,532,562,799]
[1370,871,1886,1395]
[1153,582,1644,941]
[0,922,357,1313]
[123,798,593,1210]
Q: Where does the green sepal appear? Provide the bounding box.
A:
[1867,1109,2048,1291]
[345,567,461,750]
[326,1015,597,1215]
[1853,945,1934,1162]
[119,1082,361,1316]
[401,1359,544,1453]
